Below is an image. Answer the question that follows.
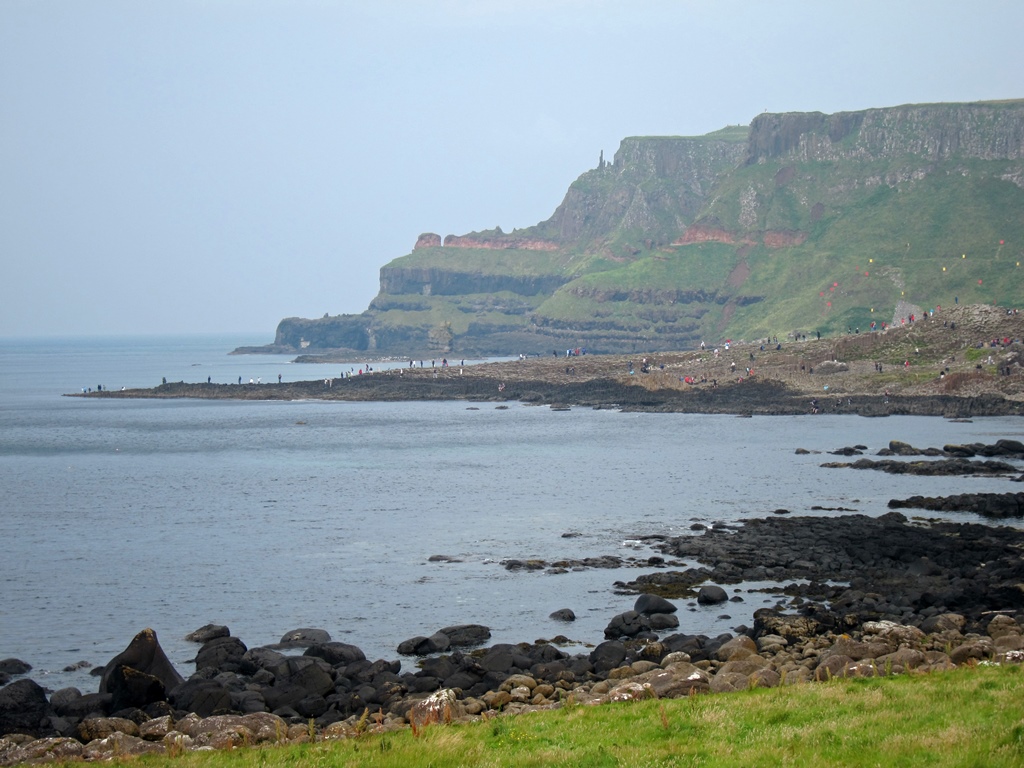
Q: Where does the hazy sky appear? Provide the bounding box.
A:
[3,0,1023,339]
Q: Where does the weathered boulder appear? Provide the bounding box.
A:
[184,624,230,644]
[49,690,112,720]
[697,585,729,605]
[195,636,248,672]
[76,716,139,742]
[0,679,51,737]
[105,665,167,712]
[304,642,366,667]
[604,610,649,639]
[81,731,163,761]
[408,688,466,727]
[438,625,491,648]
[99,629,184,695]
[168,679,232,718]
[276,628,331,648]
[0,660,31,677]
[634,594,677,615]
[5,736,84,764]
[589,641,627,672]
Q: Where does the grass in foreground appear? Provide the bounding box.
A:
[66,665,1024,768]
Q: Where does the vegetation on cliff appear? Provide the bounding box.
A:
[260,100,1024,356]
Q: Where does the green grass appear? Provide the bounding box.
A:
[75,665,1024,768]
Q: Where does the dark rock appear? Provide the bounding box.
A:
[604,610,648,639]
[438,624,491,647]
[697,585,729,605]
[195,636,248,672]
[99,629,184,695]
[648,613,680,630]
[276,628,331,648]
[168,679,232,718]
[0,679,51,737]
[0,660,32,676]
[105,665,167,712]
[589,641,627,672]
[634,594,677,615]
[184,624,230,643]
[304,642,366,667]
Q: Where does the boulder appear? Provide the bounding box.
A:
[184,624,230,644]
[648,613,680,631]
[0,679,51,737]
[276,628,331,648]
[81,731,163,761]
[6,737,83,764]
[409,688,466,727]
[168,679,232,718]
[195,636,248,672]
[589,641,627,672]
[304,642,366,667]
[99,629,184,695]
[105,665,167,712]
[634,594,677,615]
[604,610,648,639]
[76,716,139,742]
[697,585,729,605]
[0,660,31,676]
[438,625,491,648]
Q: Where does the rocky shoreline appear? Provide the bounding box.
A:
[3,499,1024,764]
[68,303,1024,417]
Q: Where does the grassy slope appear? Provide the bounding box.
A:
[73,665,1024,768]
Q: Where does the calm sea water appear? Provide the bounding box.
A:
[1,335,1023,693]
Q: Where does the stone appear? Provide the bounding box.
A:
[0,678,51,737]
[76,716,139,742]
[304,642,366,667]
[8,736,84,764]
[697,585,729,605]
[634,594,677,615]
[82,731,163,760]
[99,629,184,695]
[648,613,680,631]
[105,665,167,712]
[589,641,627,672]
[168,679,232,718]
[438,625,491,647]
[184,624,230,643]
[604,610,648,638]
[276,628,332,648]
[0,660,31,676]
[195,636,248,672]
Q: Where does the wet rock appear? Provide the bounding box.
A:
[0,679,51,737]
[304,642,366,667]
[276,628,332,649]
[185,624,230,643]
[0,660,31,677]
[634,594,677,615]
[697,585,729,605]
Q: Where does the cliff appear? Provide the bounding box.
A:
[262,100,1024,356]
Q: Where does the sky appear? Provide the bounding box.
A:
[3,0,1023,339]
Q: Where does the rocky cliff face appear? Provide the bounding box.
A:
[264,100,1024,356]
[746,102,1024,166]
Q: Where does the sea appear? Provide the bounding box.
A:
[1,334,1023,694]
